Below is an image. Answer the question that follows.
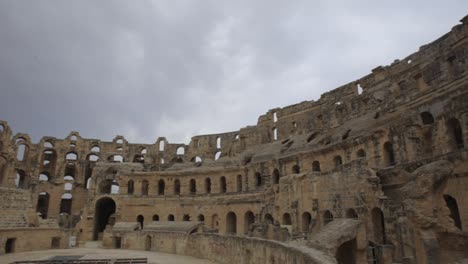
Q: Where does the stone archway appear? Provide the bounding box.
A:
[93,197,116,241]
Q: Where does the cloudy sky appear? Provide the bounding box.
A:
[0,1,466,144]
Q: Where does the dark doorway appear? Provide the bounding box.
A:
[372,208,386,244]
[51,237,60,249]
[36,192,50,219]
[93,197,116,240]
[145,235,152,251]
[137,215,144,229]
[336,239,356,264]
[114,237,122,249]
[444,195,462,230]
[5,238,15,253]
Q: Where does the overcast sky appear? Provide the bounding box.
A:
[0,1,467,144]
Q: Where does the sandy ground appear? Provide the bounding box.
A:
[0,247,218,264]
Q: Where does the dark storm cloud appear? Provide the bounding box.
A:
[0,0,467,144]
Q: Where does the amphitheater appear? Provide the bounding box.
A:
[0,14,467,264]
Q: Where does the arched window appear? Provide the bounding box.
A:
[174,179,181,195]
[16,143,27,161]
[70,135,78,141]
[137,215,144,229]
[39,172,50,182]
[111,181,119,194]
[214,151,222,160]
[113,155,124,163]
[127,180,134,195]
[60,193,72,214]
[87,154,99,162]
[42,150,56,169]
[443,195,462,229]
[273,127,278,141]
[141,180,149,195]
[44,141,54,148]
[237,175,242,192]
[152,214,159,221]
[302,212,312,232]
[176,147,185,155]
[189,179,196,194]
[333,156,343,169]
[216,137,221,149]
[421,112,435,125]
[371,208,386,244]
[312,161,321,172]
[272,169,280,184]
[168,214,175,221]
[158,179,165,195]
[204,178,211,194]
[346,208,358,219]
[226,212,237,234]
[447,118,464,149]
[64,182,73,191]
[255,172,262,187]
[15,170,27,189]
[383,142,395,166]
[244,211,255,235]
[323,210,333,225]
[282,213,292,225]
[90,146,100,152]
[65,152,78,161]
[356,149,366,159]
[264,214,274,225]
[220,176,227,193]
[197,214,205,222]
[159,141,165,151]
[292,164,300,174]
[36,192,50,219]
[183,214,190,221]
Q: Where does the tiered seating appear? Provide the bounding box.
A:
[0,214,28,228]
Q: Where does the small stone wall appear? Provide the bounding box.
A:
[0,228,67,254]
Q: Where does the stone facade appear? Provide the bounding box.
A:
[1,14,468,264]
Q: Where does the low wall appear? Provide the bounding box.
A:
[0,228,68,255]
[104,230,336,264]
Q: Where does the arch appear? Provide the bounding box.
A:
[152,214,159,221]
[226,212,237,234]
[312,161,321,172]
[272,169,280,184]
[127,180,134,195]
[420,111,434,125]
[220,176,227,193]
[60,193,73,214]
[93,197,116,240]
[65,152,78,161]
[237,174,242,192]
[264,214,274,225]
[333,156,343,168]
[42,149,57,169]
[141,180,149,195]
[16,143,27,161]
[159,140,165,151]
[39,172,50,182]
[137,215,144,229]
[216,137,222,149]
[87,153,99,162]
[191,156,202,163]
[197,214,205,222]
[371,208,386,244]
[323,210,333,225]
[183,214,190,221]
[113,155,124,163]
[140,147,147,154]
[36,192,50,219]
[214,151,222,161]
[145,235,152,251]
[133,154,144,163]
[443,195,462,230]
[176,146,185,155]
[346,208,358,219]
[447,118,464,149]
[174,179,181,195]
[383,142,395,166]
[282,213,292,225]
[204,178,211,194]
[158,179,165,195]
[116,138,124,144]
[168,214,175,221]
[336,239,357,264]
[64,182,73,191]
[255,172,262,187]
[189,178,196,194]
[356,149,366,159]
[90,146,100,152]
[15,170,27,189]
[244,211,255,234]
[98,180,113,194]
[292,164,300,174]
[302,212,312,232]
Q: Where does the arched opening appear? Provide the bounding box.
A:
[36,192,50,219]
[336,239,357,264]
[152,214,159,221]
[214,151,222,160]
[204,178,211,194]
[64,182,73,191]
[42,150,56,169]
[244,211,255,234]
[323,210,333,225]
[292,165,300,174]
[176,146,185,155]
[443,195,462,230]
[145,235,151,251]
[133,154,144,163]
[159,140,165,151]
[255,172,262,187]
[346,208,358,219]
[65,152,77,161]
[447,118,464,149]
[191,156,202,163]
[220,176,227,193]
[197,214,205,222]
[15,170,27,189]
[183,214,190,221]
[333,156,343,169]
[16,143,27,161]
[141,180,149,195]
[189,179,196,194]
[90,146,100,152]
[237,174,242,192]
[98,180,113,194]
[383,142,395,166]
[226,212,237,234]
[111,181,119,194]
[421,112,434,125]
[272,169,280,184]
[93,197,116,240]
[127,180,134,195]
[168,214,175,221]
[302,212,312,232]
[158,179,165,195]
[137,215,144,229]
[371,208,386,244]
[174,179,181,195]
[282,213,292,225]
[356,149,366,159]
[84,166,93,189]
[312,161,321,172]
[87,154,99,162]
[273,127,278,141]
[264,214,274,225]
[216,137,222,149]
